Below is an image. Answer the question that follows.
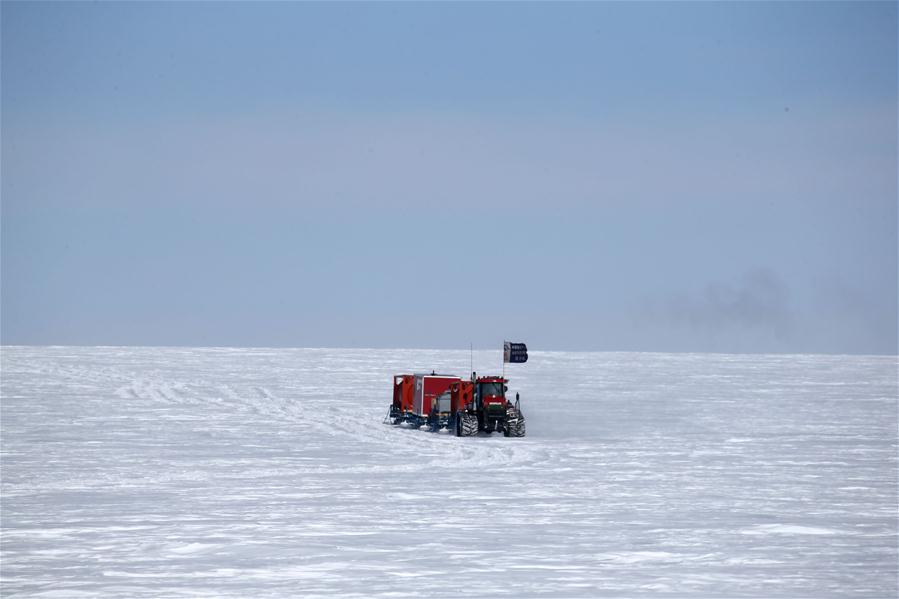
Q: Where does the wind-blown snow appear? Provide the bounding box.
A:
[1,347,896,597]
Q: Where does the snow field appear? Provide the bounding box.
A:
[1,347,896,597]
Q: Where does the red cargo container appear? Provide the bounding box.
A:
[393,375,415,412]
[412,374,460,417]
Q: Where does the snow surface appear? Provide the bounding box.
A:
[1,346,896,598]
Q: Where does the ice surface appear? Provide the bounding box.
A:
[1,347,896,597]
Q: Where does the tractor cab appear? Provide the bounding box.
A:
[477,379,506,399]
[475,376,508,418]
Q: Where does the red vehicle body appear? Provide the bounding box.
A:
[388,371,525,437]
[392,373,460,420]
[449,380,474,414]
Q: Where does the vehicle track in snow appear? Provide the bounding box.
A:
[107,356,548,477]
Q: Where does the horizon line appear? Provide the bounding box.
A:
[1,343,896,359]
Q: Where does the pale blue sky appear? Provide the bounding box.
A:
[2,1,896,354]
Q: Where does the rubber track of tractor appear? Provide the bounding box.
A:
[460,413,478,436]
[505,415,526,437]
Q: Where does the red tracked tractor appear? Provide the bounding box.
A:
[386,371,526,437]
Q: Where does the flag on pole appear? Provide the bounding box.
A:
[503,341,528,363]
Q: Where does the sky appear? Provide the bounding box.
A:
[2,1,897,354]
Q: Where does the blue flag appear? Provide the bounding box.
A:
[503,342,528,364]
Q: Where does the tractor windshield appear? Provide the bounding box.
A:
[479,382,504,397]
